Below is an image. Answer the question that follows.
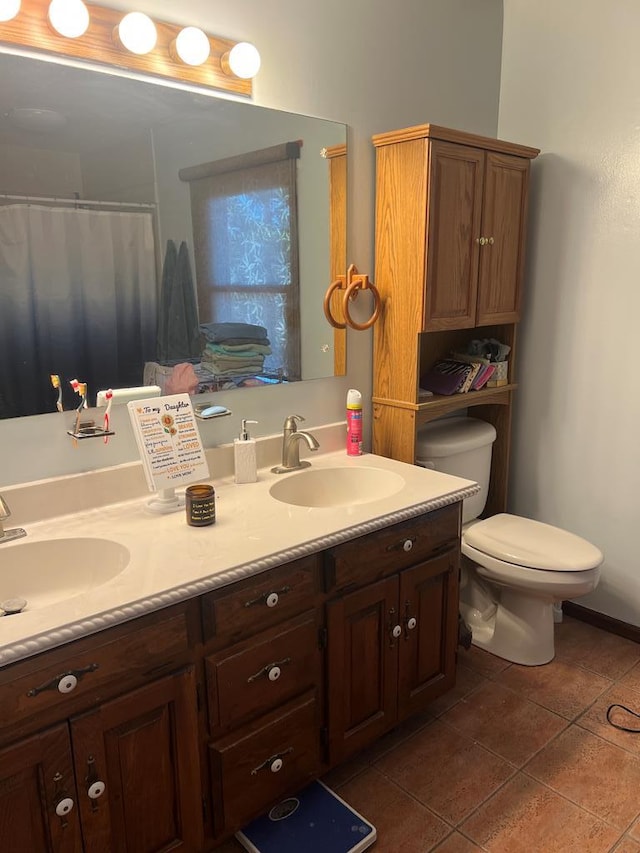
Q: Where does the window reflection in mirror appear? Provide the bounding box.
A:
[0,53,346,419]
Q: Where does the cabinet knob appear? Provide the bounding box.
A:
[402,539,413,552]
[57,674,78,694]
[407,617,417,631]
[268,665,281,682]
[266,592,279,608]
[476,236,487,245]
[488,236,495,245]
[87,781,106,800]
[55,796,75,817]
[391,624,402,639]
[269,758,283,773]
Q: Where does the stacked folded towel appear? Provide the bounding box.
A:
[199,322,272,377]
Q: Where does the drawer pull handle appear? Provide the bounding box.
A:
[27,663,99,698]
[247,658,292,684]
[251,747,293,776]
[244,586,291,609]
[386,537,416,553]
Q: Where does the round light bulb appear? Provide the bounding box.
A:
[48,0,90,38]
[0,0,21,22]
[117,12,157,55]
[226,42,261,79]
[174,26,210,66]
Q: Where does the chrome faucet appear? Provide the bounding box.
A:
[0,495,26,544]
[271,415,320,474]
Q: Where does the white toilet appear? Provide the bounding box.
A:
[416,417,603,666]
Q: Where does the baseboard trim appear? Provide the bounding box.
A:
[562,602,640,644]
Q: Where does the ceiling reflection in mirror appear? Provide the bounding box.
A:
[0,53,346,419]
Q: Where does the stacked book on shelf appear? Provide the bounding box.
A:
[420,353,508,397]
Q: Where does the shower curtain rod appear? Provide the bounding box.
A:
[0,192,156,210]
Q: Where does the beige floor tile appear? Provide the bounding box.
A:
[427,662,487,717]
[525,726,640,829]
[620,661,640,693]
[613,837,640,853]
[441,680,568,766]
[461,773,621,852]
[495,657,612,719]
[433,831,485,852]
[555,617,640,679]
[577,683,640,755]
[336,766,450,853]
[630,816,640,841]
[458,645,512,678]
[374,719,514,825]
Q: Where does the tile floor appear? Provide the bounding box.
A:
[218,616,640,852]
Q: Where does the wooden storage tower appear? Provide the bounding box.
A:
[372,124,539,516]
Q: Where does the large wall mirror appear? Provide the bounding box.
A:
[0,52,346,419]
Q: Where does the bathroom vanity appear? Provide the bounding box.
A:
[0,444,476,851]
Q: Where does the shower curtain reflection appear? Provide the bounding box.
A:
[0,205,157,418]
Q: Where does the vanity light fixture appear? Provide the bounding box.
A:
[221,41,261,79]
[0,0,256,95]
[172,26,210,66]
[48,0,89,38]
[115,11,157,55]
[0,0,20,21]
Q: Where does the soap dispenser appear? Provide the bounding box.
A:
[234,419,258,484]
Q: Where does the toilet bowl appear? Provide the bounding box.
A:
[416,417,603,665]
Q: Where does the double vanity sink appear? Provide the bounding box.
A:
[0,440,478,666]
[0,432,480,849]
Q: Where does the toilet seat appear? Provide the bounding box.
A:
[463,513,603,572]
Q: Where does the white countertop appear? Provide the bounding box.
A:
[0,448,478,667]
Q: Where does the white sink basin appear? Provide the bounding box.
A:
[269,466,406,508]
[0,537,130,613]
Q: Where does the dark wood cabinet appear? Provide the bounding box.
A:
[0,723,82,853]
[70,668,203,853]
[324,511,460,765]
[0,506,463,850]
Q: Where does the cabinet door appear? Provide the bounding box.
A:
[476,152,530,326]
[424,141,484,331]
[326,576,399,764]
[70,667,203,853]
[0,724,82,853]
[397,547,459,721]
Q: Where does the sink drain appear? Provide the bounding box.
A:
[0,597,27,615]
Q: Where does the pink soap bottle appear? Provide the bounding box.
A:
[346,389,363,456]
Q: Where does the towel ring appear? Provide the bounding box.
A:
[343,279,381,331]
[323,279,346,329]
[323,264,381,331]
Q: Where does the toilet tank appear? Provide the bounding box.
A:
[415,416,497,523]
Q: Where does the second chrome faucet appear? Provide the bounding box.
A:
[271,415,320,474]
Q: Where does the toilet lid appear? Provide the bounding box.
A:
[463,514,603,571]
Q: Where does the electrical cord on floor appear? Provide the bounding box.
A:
[606,703,640,733]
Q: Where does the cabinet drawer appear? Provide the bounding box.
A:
[324,504,460,592]
[202,555,319,646]
[209,693,320,832]
[206,612,321,732]
[0,604,195,746]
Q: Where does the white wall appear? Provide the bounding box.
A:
[0,0,503,486]
[499,0,640,626]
